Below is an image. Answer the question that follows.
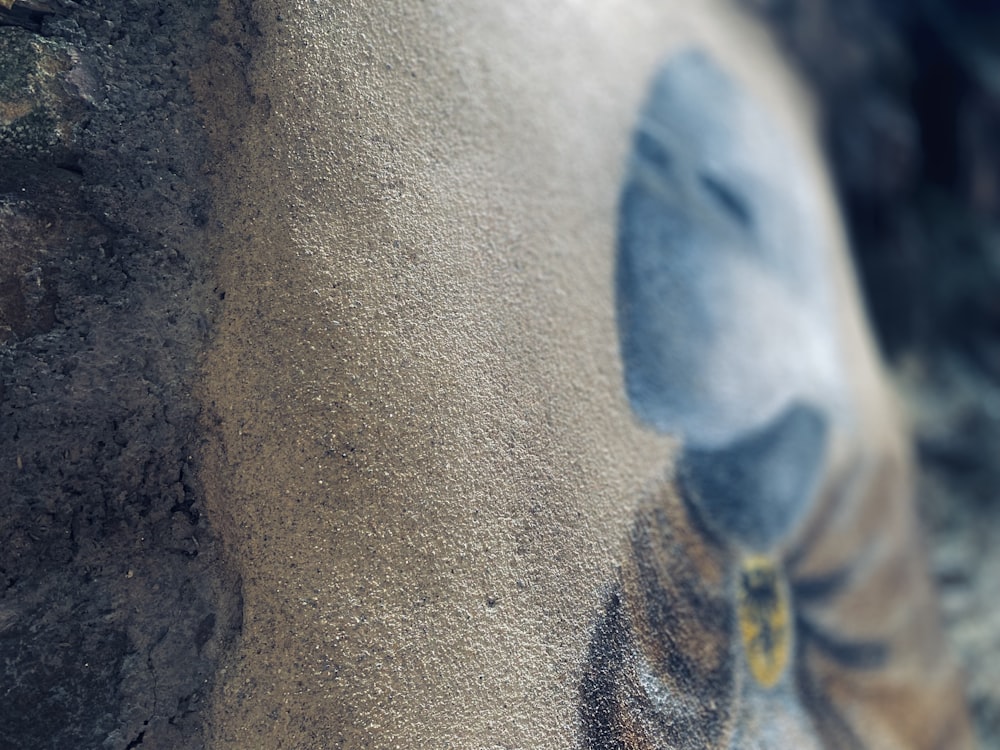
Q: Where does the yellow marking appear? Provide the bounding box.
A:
[737,554,791,688]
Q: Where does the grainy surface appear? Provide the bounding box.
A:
[0,2,241,748]
[193,1,939,747]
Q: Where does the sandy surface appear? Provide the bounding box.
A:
[193,1,919,747]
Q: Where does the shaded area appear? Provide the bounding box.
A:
[680,404,828,549]
[741,0,1000,744]
[0,1,241,748]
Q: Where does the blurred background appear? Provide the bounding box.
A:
[744,0,1000,744]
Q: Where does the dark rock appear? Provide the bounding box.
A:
[0,1,242,749]
[0,161,103,343]
[0,27,90,163]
